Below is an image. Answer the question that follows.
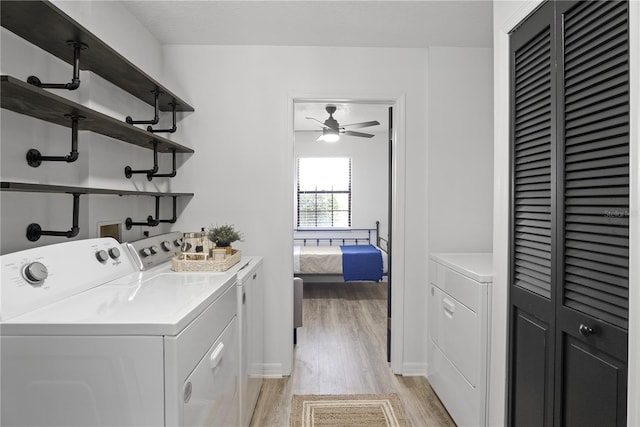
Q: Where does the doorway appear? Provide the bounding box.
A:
[290,97,404,371]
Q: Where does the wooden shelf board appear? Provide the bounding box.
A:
[0,0,194,112]
[1,76,194,154]
[1,182,194,198]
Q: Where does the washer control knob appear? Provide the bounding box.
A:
[149,246,159,255]
[161,240,172,251]
[174,238,183,247]
[140,247,152,257]
[23,261,48,285]
[108,247,121,259]
[96,250,109,263]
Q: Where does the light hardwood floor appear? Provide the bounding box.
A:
[249,281,455,427]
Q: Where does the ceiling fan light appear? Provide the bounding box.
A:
[322,133,340,143]
[321,128,340,143]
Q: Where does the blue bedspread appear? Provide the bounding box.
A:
[340,245,383,282]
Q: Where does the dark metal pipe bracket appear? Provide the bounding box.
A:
[27,114,84,167]
[126,89,161,125]
[124,141,159,180]
[26,193,81,241]
[27,41,87,90]
[124,142,177,181]
[125,215,158,230]
[125,196,177,230]
[147,102,178,134]
[154,196,178,224]
[148,149,177,180]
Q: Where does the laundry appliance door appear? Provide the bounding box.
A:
[183,317,238,427]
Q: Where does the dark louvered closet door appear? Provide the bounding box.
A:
[556,1,629,425]
[509,1,629,426]
[508,2,556,425]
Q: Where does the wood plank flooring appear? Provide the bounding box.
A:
[250,281,455,427]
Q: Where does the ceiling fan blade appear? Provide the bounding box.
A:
[343,130,375,138]
[305,117,329,128]
[341,120,380,129]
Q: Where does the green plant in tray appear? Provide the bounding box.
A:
[207,224,243,247]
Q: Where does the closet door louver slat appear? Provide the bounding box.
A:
[513,27,553,299]
[562,0,629,330]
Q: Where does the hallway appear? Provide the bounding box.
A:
[250,281,455,426]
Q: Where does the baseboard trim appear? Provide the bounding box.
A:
[402,363,427,376]
[262,363,285,378]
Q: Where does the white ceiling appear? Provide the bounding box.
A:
[121,0,492,136]
[122,1,493,48]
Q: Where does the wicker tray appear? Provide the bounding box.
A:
[171,249,241,272]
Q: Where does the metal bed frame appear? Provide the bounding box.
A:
[293,220,388,253]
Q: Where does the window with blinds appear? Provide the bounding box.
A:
[297,157,352,228]
[512,25,553,299]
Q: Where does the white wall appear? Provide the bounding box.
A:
[51,1,164,82]
[425,46,494,383]
[629,4,640,425]
[428,47,494,253]
[0,1,176,255]
[294,130,389,235]
[160,45,428,375]
[492,1,640,426]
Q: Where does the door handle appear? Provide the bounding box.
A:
[443,298,455,318]
[210,342,225,370]
[578,324,594,337]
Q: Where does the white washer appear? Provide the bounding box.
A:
[0,232,239,427]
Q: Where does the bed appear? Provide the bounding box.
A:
[293,221,389,282]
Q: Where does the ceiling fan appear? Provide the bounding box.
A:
[306,105,380,142]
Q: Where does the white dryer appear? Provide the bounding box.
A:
[427,253,493,427]
[0,232,238,427]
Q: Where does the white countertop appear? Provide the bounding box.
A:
[430,253,493,283]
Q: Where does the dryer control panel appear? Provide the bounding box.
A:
[0,238,135,321]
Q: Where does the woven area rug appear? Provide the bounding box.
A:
[289,393,411,427]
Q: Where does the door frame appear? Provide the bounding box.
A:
[492,1,640,425]
[287,94,406,374]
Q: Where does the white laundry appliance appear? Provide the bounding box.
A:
[427,253,493,427]
[236,256,264,427]
[0,232,239,427]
